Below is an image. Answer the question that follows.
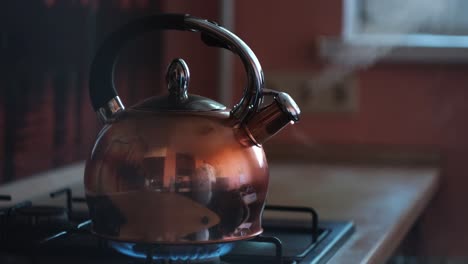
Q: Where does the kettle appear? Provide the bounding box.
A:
[84,14,300,245]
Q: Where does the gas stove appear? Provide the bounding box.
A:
[0,184,353,264]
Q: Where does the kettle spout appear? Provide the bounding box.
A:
[242,89,300,145]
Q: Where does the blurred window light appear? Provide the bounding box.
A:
[343,0,468,48]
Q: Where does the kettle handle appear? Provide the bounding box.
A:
[89,13,263,124]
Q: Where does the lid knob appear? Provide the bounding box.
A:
[166,58,190,103]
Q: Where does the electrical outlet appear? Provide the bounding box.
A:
[265,72,358,113]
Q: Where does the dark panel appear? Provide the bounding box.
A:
[1,0,163,182]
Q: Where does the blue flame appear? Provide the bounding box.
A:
[109,241,234,261]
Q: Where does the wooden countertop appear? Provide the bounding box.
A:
[267,163,439,264]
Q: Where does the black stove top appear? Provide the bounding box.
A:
[0,187,354,264]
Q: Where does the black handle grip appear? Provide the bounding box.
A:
[200,32,232,50]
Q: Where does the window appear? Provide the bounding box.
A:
[320,0,468,63]
[344,0,468,47]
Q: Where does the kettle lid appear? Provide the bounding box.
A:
[133,58,226,112]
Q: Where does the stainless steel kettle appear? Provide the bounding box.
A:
[84,13,300,246]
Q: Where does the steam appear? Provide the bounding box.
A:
[312,0,449,89]
[294,0,450,145]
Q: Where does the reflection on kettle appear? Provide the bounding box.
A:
[192,163,216,205]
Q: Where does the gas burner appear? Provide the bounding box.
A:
[0,195,31,214]
[132,258,221,264]
[16,206,68,225]
[2,205,70,245]
[110,241,234,263]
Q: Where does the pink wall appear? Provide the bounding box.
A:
[233,0,468,256]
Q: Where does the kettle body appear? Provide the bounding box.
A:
[84,14,300,245]
[85,109,268,243]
